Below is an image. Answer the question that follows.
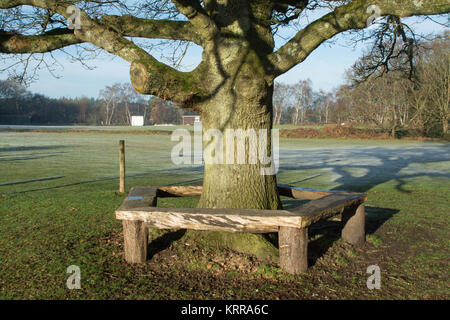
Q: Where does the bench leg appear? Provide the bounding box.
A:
[122,220,148,263]
[342,204,365,247]
[279,227,308,274]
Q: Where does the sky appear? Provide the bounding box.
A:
[0,10,448,99]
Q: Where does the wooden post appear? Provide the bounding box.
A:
[342,204,365,247]
[279,226,308,274]
[122,220,148,263]
[119,140,125,193]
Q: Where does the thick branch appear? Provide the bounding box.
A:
[130,58,207,108]
[268,0,450,76]
[172,0,218,41]
[99,15,203,46]
[0,0,56,9]
[0,0,208,105]
[0,29,82,53]
[0,0,144,61]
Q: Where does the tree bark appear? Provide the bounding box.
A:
[442,116,448,135]
[180,46,282,260]
[197,72,281,210]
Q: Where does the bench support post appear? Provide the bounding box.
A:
[279,227,308,274]
[342,204,365,247]
[122,220,148,263]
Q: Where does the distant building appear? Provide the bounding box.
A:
[183,115,201,126]
[131,116,144,126]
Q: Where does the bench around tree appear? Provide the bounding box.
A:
[115,185,366,274]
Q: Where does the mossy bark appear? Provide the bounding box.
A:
[198,79,281,210]
[181,43,281,261]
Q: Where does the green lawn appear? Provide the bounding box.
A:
[0,130,449,299]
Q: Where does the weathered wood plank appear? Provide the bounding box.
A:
[122,220,148,263]
[118,186,158,211]
[116,194,366,232]
[128,186,158,198]
[277,184,364,200]
[157,186,203,198]
[125,185,362,201]
[342,204,366,247]
[291,193,366,227]
[279,227,308,274]
[116,207,302,233]
[117,196,157,211]
[277,184,332,200]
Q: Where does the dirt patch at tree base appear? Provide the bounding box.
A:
[100,218,448,300]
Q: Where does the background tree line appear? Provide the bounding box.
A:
[0,81,187,125]
[1,33,447,137]
[273,33,449,138]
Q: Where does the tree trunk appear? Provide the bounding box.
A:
[442,116,448,135]
[197,74,281,210]
[301,107,306,124]
[178,54,282,261]
[294,107,299,125]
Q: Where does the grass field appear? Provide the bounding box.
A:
[0,128,449,299]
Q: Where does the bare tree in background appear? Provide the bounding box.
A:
[339,33,449,137]
[417,35,449,135]
[99,83,121,125]
[273,82,290,125]
[315,90,334,124]
[292,79,312,124]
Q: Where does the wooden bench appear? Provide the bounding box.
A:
[115,185,366,274]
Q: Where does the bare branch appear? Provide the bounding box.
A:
[268,0,450,76]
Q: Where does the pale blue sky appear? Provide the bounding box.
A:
[1,13,448,99]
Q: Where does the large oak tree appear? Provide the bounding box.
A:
[1,0,449,256]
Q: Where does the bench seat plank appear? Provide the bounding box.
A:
[292,193,366,227]
[129,185,363,200]
[116,207,302,233]
[118,186,158,211]
[128,186,158,197]
[157,186,203,198]
[118,196,157,211]
[277,184,364,200]
[116,193,365,232]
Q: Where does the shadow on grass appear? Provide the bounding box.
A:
[0,145,69,153]
[148,229,187,260]
[0,154,66,162]
[281,144,450,195]
[0,176,64,186]
[307,206,399,267]
[4,172,160,195]
[0,145,70,162]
